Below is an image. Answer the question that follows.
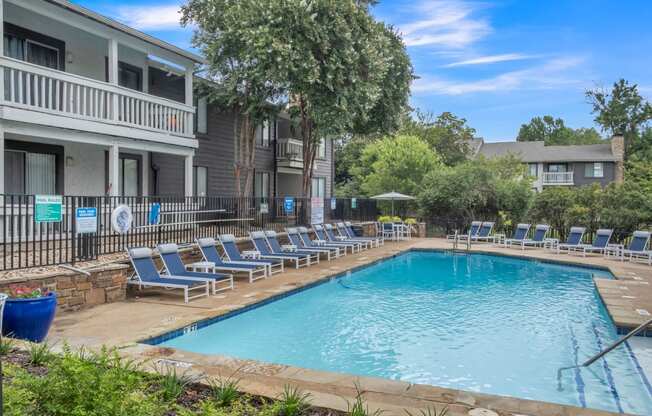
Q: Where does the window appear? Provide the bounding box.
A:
[528,163,538,178]
[117,155,141,197]
[254,172,270,199]
[311,177,325,198]
[196,97,208,134]
[317,139,326,159]
[3,24,65,70]
[104,60,143,91]
[4,150,56,194]
[194,166,208,197]
[547,164,567,173]
[584,162,604,178]
[256,121,271,148]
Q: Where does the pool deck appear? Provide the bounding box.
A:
[48,238,652,416]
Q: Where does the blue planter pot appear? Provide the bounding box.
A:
[2,292,57,342]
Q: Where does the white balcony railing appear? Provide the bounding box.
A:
[276,138,303,168]
[1,57,194,138]
[542,171,574,185]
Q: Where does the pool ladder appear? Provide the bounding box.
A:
[452,231,472,251]
[557,317,652,390]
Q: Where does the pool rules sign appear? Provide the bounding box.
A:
[34,195,62,223]
[310,197,324,225]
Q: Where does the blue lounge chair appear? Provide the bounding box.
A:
[250,231,311,269]
[557,227,586,254]
[520,224,550,249]
[127,247,209,303]
[286,228,340,260]
[473,222,496,243]
[297,226,346,256]
[324,224,365,251]
[219,234,285,275]
[344,221,384,246]
[449,221,482,241]
[503,223,532,250]
[196,238,268,282]
[568,229,613,257]
[618,231,652,265]
[337,222,380,248]
[312,225,358,254]
[264,230,320,264]
[157,243,234,294]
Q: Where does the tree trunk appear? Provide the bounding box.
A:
[299,96,316,198]
[233,111,257,198]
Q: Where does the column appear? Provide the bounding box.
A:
[0,126,4,195]
[108,144,120,196]
[184,154,193,197]
[141,152,149,196]
[108,39,119,120]
[185,66,194,135]
[0,0,5,100]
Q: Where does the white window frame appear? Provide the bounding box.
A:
[585,162,604,178]
[197,97,208,134]
[311,177,326,198]
[194,166,208,197]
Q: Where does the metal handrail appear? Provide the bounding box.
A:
[557,317,652,390]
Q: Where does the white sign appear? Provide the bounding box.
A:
[310,197,324,225]
[330,198,337,210]
[260,203,269,214]
[111,205,133,234]
[75,207,97,234]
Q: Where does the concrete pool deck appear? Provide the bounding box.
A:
[48,238,652,416]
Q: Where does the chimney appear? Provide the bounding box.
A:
[611,135,625,183]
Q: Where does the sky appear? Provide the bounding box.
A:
[74,0,652,142]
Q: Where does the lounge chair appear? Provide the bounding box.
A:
[324,224,366,251]
[297,226,346,256]
[339,222,381,248]
[126,247,209,303]
[568,229,613,257]
[312,224,360,253]
[449,221,482,242]
[345,221,384,246]
[157,243,234,294]
[503,223,532,250]
[286,228,340,261]
[264,230,320,264]
[520,224,550,249]
[472,222,496,243]
[218,234,285,275]
[250,231,311,269]
[196,238,267,283]
[607,231,652,265]
[556,227,587,254]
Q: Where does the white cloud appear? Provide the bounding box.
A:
[442,53,539,68]
[398,1,491,48]
[115,5,183,31]
[413,57,586,95]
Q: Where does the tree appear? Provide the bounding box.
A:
[517,116,603,145]
[401,111,476,166]
[586,79,652,158]
[352,135,441,197]
[181,0,285,197]
[528,187,576,241]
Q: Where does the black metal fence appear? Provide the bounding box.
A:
[0,194,379,271]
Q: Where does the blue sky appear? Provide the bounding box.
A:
[74,0,652,141]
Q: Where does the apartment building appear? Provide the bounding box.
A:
[472,136,625,192]
[1,0,334,199]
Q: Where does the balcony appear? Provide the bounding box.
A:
[0,57,195,143]
[277,138,304,170]
[542,171,574,185]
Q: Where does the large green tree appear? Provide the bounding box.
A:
[517,116,603,145]
[586,79,652,159]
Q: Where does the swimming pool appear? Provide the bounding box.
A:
[152,250,652,414]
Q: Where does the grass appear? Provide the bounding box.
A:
[0,336,15,356]
[273,385,312,416]
[347,384,382,416]
[27,341,53,365]
[208,372,241,407]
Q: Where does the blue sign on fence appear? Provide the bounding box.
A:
[75,207,97,234]
[149,203,161,225]
[284,197,295,213]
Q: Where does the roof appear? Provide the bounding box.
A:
[45,0,205,64]
[475,140,620,163]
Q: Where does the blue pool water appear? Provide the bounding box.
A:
[155,251,652,414]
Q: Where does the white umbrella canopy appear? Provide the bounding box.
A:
[370,191,415,216]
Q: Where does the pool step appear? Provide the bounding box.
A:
[590,323,624,413]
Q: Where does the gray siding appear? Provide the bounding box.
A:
[195,109,238,196]
[313,138,334,198]
[572,162,615,187]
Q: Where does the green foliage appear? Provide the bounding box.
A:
[27,341,53,366]
[208,374,241,407]
[0,336,15,355]
[353,135,441,197]
[401,111,476,166]
[586,79,652,158]
[517,115,603,145]
[417,156,533,230]
[600,182,652,240]
[272,385,311,416]
[347,384,383,416]
[156,364,199,403]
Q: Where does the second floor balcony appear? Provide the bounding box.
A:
[542,171,574,185]
[277,138,304,170]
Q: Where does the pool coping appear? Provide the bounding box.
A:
[131,246,639,416]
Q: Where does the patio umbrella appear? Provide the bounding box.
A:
[370,191,415,216]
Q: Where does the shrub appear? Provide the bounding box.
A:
[27,341,53,366]
[208,373,241,407]
[347,384,383,416]
[156,364,199,403]
[272,385,311,416]
[0,336,15,356]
